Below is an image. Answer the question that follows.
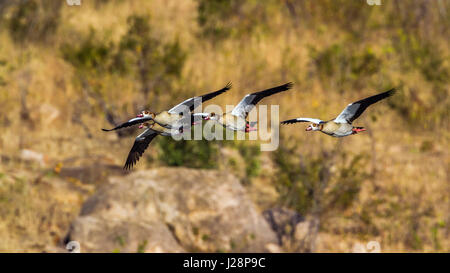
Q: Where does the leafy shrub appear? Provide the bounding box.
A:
[113,15,187,102]
[284,0,372,35]
[395,32,449,84]
[61,29,113,73]
[61,14,187,96]
[60,14,188,133]
[8,0,62,44]
[272,141,367,217]
[387,84,449,130]
[156,128,262,174]
[156,129,219,169]
[197,0,237,40]
[234,142,261,184]
[196,0,276,41]
[309,43,381,90]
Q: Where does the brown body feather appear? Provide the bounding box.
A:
[320,121,354,137]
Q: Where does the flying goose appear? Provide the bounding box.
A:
[117,113,208,170]
[138,82,231,129]
[204,82,293,132]
[281,88,396,137]
[104,111,209,170]
[102,83,231,132]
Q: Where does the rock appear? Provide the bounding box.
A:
[65,167,278,252]
[265,243,284,253]
[58,163,127,185]
[294,221,310,242]
[20,149,48,167]
[65,217,184,253]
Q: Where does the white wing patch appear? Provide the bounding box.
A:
[296,118,324,124]
[168,97,198,114]
[231,94,255,118]
[334,103,360,123]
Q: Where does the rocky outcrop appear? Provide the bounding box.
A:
[65,167,278,252]
[263,208,304,245]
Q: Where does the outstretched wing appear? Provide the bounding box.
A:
[102,116,152,132]
[334,88,396,124]
[231,82,293,119]
[124,129,158,170]
[281,117,324,125]
[168,82,232,114]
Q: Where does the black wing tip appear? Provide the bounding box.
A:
[283,82,294,90]
[224,81,232,90]
[280,119,298,125]
[385,87,397,96]
[123,152,141,171]
[276,82,293,91]
[123,160,135,171]
[204,82,232,98]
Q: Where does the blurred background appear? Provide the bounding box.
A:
[0,0,448,252]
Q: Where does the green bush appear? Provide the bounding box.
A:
[309,43,381,90]
[393,31,449,84]
[387,84,449,130]
[197,0,237,40]
[8,0,62,44]
[61,29,113,73]
[272,140,367,216]
[196,0,276,41]
[60,14,188,125]
[283,0,372,35]
[235,142,261,184]
[114,15,187,103]
[156,130,219,169]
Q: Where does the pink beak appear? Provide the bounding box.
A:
[352,128,366,133]
[139,124,144,129]
[305,127,312,131]
[137,114,144,118]
[204,117,210,120]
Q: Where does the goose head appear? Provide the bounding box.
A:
[203,112,218,121]
[136,110,156,119]
[306,123,322,132]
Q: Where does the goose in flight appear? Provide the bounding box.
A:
[111,113,206,170]
[281,88,396,137]
[102,83,231,132]
[204,82,293,132]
